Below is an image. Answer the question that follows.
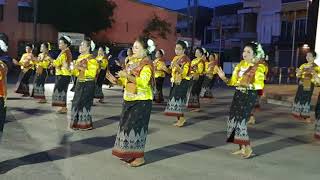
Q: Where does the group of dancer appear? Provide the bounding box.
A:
[0,35,319,167]
[11,36,110,130]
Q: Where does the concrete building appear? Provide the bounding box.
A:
[275,0,311,67]
[235,0,311,68]
[237,0,281,49]
[204,3,243,62]
[176,6,213,45]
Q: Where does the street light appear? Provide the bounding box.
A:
[33,0,38,44]
[302,43,310,49]
[306,0,313,34]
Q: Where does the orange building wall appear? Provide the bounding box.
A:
[92,0,178,60]
[0,0,58,58]
[1,0,178,60]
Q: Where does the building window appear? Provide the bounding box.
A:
[243,13,257,32]
[18,6,33,22]
[0,5,3,21]
[281,21,288,39]
[281,21,293,40]
[18,0,34,22]
[281,19,306,40]
[295,19,306,39]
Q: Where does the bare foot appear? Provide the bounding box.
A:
[57,107,68,114]
[129,158,145,167]
[38,99,47,104]
[173,117,186,127]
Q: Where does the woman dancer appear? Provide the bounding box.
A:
[110,37,155,167]
[216,42,266,158]
[13,44,36,97]
[153,49,169,103]
[69,38,98,130]
[52,36,73,113]
[187,47,205,111]
[200,53,219,100]
[164,41,191,127]
[94,46,109,103]
[31,43,52,103]
[292,51,320,123]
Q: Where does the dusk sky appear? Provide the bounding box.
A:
[140,0,241,10]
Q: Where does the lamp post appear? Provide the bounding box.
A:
[33,0,38,44]
[302,43,310,49]
[291,11,297,67]
[306,0,313,34]
[191,0,198,51]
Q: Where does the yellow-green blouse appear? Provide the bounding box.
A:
[154,58,166,78]
[96,55,108,70]
[119,57,153,101]
[190,57,204,76]
[228,60,266,90]
[170,55,190,83]
[36,53,51,69]
[296,63,320,83]
[73,54,99,82]
[19,53,35,70]
[204,61,218,75]
[53,50,72,76]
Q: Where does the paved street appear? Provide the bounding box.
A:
[0,82,319,180]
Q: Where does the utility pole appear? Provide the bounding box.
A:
[33,0,38,45]
[291,11,297,67]
[187,0,192,37]
[219,22,222,61]
[191,0,198,51]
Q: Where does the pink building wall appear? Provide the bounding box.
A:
[0,0,57,58]
[1,0,178,60]
[92,0,178,60]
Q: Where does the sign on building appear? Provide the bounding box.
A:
[58,32,85,46]
[17,0,32,7]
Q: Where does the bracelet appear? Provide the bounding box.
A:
[222,77,229,83]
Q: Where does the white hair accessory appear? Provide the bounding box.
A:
[105,46,110,54]
[0,40,8,52]
[184,41,189,48]
[90,40,96,51]
[62,35,72,44]
[252,41,265,60]
[159,49,165,56]
[256,44,265,60]
[147,39,156,54]
[202,48,207,54]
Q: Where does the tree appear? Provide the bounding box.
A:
[143,15,172,40]
[38,0,116,35]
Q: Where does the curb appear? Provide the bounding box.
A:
[266,99,292,107]
[266,97,317,110]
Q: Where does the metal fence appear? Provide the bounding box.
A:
[266,66,298,84]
